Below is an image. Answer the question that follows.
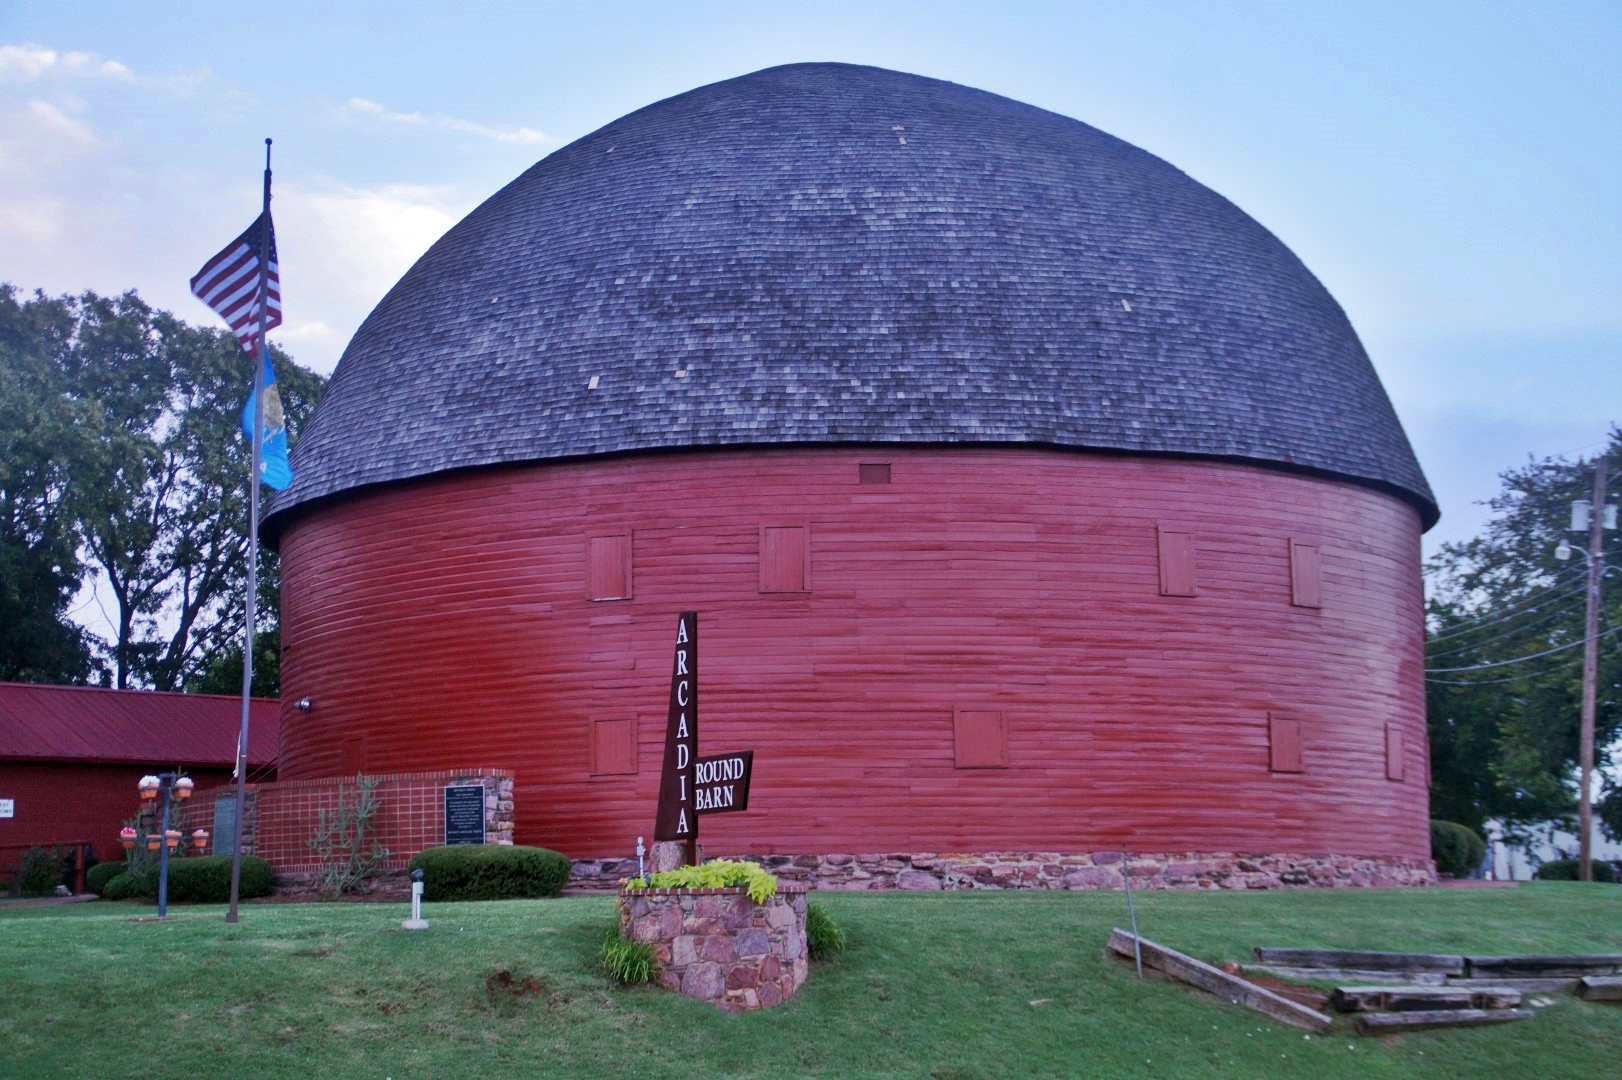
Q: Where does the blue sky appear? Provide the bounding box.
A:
[3,1,1618,556]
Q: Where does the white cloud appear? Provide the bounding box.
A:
[22,98,97,149]
[0,43,134,82]
[339,96,552,145]
[266,180,478,371]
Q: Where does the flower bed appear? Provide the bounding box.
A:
[618,883,809,1010]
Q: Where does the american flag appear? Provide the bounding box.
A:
[190,212,281,355]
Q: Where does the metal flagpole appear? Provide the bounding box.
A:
[227,138,273,923]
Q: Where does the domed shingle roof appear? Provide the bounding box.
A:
[267,62,1436,536]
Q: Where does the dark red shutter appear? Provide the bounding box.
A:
[1158,526,1197,596]
[760,524,809,592]
[1290,540,1322,609]
[587,533,632,600]
[1269,714,1303,773]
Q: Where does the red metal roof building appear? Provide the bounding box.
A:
[0,683,278,872]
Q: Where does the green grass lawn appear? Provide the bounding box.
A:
[1,884,1619,1079]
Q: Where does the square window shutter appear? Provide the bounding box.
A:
[760,524,809,592]
[858,463,891,484]
[1386,722,1405,781]
[1269,714,1303,773]
[592,718,637,775]
[954,709,1008,768]
[587,533,632,600]
[1157,527,1197,596]
[1290,540,1323,608]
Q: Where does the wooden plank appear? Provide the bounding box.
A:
[1254,948,1465,975]
[1356,1008,1534,1035]
[1466,954,1622,978]
[1110,929,1333,1032]
[1578,976,1622,1002]
[1245,963,1446,987]
[1445,976,1581,993]
[1331,985,1521,1013]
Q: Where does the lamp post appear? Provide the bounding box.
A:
[1555,457,1615,882]
[137,772,196,916]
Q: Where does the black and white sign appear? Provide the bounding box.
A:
[694,752,752,814]
[444,785,486,846]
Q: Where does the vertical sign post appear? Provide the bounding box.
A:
[654,612,698,865]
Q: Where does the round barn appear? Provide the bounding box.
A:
[265,63,1439,890]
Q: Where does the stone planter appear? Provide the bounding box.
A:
[618,883,809,1010]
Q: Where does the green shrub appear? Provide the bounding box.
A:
[1430,820,1487,878]
[1534,858,1617,883]
[629,859,778,903]
[12,846,66,896]
[164,856,274,902]
[86,861,126,897]
[599,926,655,985]
[101,872,141,901]
[409,845,571,902]
[805,901,847,960]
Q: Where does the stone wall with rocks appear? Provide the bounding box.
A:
[619,884,809,1010]
[575,851,1434,891]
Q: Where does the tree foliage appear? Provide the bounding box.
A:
[1425,430,1622,842]
[0,285,325,690]
[0,289,97,682]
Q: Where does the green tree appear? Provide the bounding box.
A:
[0,288,98,683]
[0,285,324,690]
[1425,430,1622,843]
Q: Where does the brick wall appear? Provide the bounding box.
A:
[195,768,513,876]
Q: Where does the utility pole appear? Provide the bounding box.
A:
[1578,456,1607,883]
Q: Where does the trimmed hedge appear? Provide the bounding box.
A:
[165,856,274,902]
[102,872,141,901]
[86,861,126,896]
[1430,820,1487,878]
[408,845,570,901]
[1534,858,1617,883]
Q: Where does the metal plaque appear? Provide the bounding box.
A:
[443,785,486,846]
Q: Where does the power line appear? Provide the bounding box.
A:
[1426,573,1590,643]
[1424,625,1622,674]
[1425,593,1588,659]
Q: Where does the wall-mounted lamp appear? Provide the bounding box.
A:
[294,697,313,712]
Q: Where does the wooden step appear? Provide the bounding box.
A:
[1356,1008,1534,1035]
[1254,948,1465,975]
[1111,930,1333,1032]
[1578,976,1622,1002]
[1466,954,1622,979]
[1331,985,1521,1013]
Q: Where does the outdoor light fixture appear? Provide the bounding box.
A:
[1556,540,1574,561]
[294,697,313,712]
[134,772,193,917]
[402,867,429,931]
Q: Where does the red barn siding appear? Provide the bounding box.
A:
[0,762,236,866]
[276,446,1429,862]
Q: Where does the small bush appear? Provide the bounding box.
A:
[409,845,571,902]
[11,846,66,896]
[101,873,141,901]
[629,859,778,903]
[599,927,655,985]
[1430,820,1487,878]
[86,861,126,897]
[806,901,847,960]
[165,856,274,902]
[1534,859,1617,883]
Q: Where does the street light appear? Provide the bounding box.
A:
[137,772,194,917]
[1558,460,1617,882]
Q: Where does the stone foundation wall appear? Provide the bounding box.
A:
[575,851,1435,891]
[619,884,809,1010]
